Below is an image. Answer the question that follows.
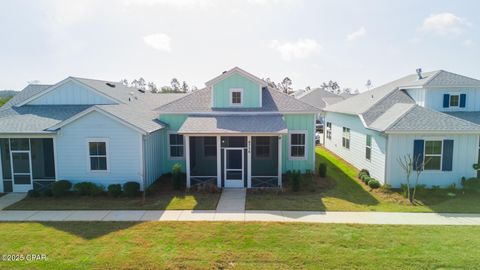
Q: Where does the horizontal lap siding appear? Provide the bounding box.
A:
[282,114,315,173]
[30,80,114,105]
[144,129,163,187]
[158,114,187,173]
[56,111,142,186]
[324,112,387,183]
[386,133,477,187]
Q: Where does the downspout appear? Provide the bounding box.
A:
[383,132,389,186]
[142,134,147,204]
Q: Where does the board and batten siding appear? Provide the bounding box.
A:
[212,73,261,108]
[386,133,478,187]
[282,114,316,173]
[324,112,387,183]
[407,87,480,112]
[29,80,115,105]
[158,114,187,173]
[143,129,164,187]
[55,111,143,186]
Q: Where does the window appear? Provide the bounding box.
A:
[230,88,243,105]
[88,141,107,171]
[255,137,270,158]
[169,133,184,159]
[342,127,350,149]
[203,137,216,158]
[289,132,306,159]
[449,94,459,107]
[365,135,372,160]
[326,122,332,140]
[424,140,442,170]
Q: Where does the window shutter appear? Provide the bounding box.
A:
[442,140,454,171]
[443,94,450,108]
[460,94,466,108]
[413,140,424,171]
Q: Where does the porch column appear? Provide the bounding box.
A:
[247,135,252,188]
[216,135,221,188]
[185,135,191,188]
[278,135,282,187]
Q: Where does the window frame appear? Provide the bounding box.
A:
[229,88,244,106]
[168,132,185,160]
[342,127,350,149]
[288,130,307,160]
[423,140,443,171]
[86,138,109,173]
[365,135,372,161]
[254,136,271,159]
[326,122,332,140]
[449,94,460,108]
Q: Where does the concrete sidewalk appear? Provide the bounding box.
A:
[216,189,246,212]
[1,209,480,225]
[0,193,27,210]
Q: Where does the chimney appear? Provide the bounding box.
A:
[416,68,423,80]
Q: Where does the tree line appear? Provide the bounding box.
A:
[120,78,198,93]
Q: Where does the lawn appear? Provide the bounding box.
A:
[0,222,479,269]
[6,177,220,210]
[246,147,480,212]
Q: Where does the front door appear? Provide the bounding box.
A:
[224,148,244,188]
[11,151,33,192]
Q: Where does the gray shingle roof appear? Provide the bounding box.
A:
[178,115,288,134]
[1,84,51,110]
[95,104,164,133]
[0,105,91,133]
[368,103,415,131]
[156,87,319,113]
[297,88,345,109]
[444,112,480,125]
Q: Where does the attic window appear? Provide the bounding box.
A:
[230,88,243,106]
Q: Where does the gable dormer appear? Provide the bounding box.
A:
[206,67,267,109]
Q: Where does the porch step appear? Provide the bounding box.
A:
[0,193,27,210]
[216,189,246,213]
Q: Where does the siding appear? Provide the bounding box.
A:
[55,111,143,187]
[282,114,316,173]
[213,73,261,108]
[29,80,115,105]
[423,87,480,112]
[324,112,387,183]
[158,114,187,173]
[143,129,164,187]
[386,133,477,187]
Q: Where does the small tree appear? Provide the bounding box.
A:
[148,82,158,93]
[397,154,427,204]
[171,78,180,92]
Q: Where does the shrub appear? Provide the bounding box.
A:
[172,163,183,190]
[27,189,40,198]
[107,184,122,197]
[461,177,480,191]
[400,184,409,198]
[358,169,370,178]
[52,180,72,197]
[446,183,457,193]
[292,171,301,192]
[318,163,327,178]
[415,184,427,195]
[368,179,380,189]
[123,182,140,197]
[74,182,104,196]
[359,172,370,184]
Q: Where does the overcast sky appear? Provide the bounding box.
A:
[1,0,479,92]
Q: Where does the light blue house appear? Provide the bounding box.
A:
[324,69,480,187]
[0,67,318,192]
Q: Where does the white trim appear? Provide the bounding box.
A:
[86,138,110,173]
[53,136,58,181]
[385,130,480,135]
[216,135,221,188]
[365,134,372,161]
[259,85,263,107]
[167,131,185,160]
[247,135,252,188]
[448,93,460,108]
[278,136,282,187]
[16,77,124,107]
[288,130,308,160]
[205,67,268,87]
[312,115,316,171]
[9,139,34,192]
[423,139,443,171]
[224,148,245,188]
[229,88,244,106]
[185,135,191,188]
[139,134,145,190]
[342,127,351,149]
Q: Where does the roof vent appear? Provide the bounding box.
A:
[222,70,227,74]
[106,82,116,88]
[416,68,423,80]
[138,89,145,93]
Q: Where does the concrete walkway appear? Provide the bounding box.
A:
[0,193,26,210]
[1,209,480,225]
[216,189,246,212]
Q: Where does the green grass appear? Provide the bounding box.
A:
[0,222,479,269]
[246,147,480,212]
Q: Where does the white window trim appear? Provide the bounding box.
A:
[229,88,244,106]
[342,127,350,149]
[423,140,443,171]
[288,130,307,160]
[168,131,185,160]
[449,93,460,108]
[253,137,271,160]
[326,122,332,140]
[86,138,109,173]
[365,135,372,161]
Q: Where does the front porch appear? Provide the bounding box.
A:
[185,135,282,188]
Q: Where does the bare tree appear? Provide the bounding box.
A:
[397,154,427,204]
[131,77,146,90]
[191,85,199,91]
[278,77,293,94]
[264,78,277,88]
[171,78,180,92]
[181,81,189,93]
[120,79,129,86]
[148,82,158,93]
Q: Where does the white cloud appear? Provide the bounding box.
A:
[419,12,470,35]
[464,39,474,47]
[143,33,172,52]
[269,39,321,61]
[248,0,298,5]
[346,27,367,41]
[123,0,214,8]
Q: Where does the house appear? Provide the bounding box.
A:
[324,69,480,187]
[0,67,318,192]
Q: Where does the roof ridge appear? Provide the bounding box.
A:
[378,103,416,131]
[155,87,208,111]
[267,87,320,111]
[421,70,443,86]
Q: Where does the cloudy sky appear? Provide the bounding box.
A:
[0,0,479,92]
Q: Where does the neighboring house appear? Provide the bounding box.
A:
[324,69,480,188]
[0,78,185,192]
[0,67,318,192]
